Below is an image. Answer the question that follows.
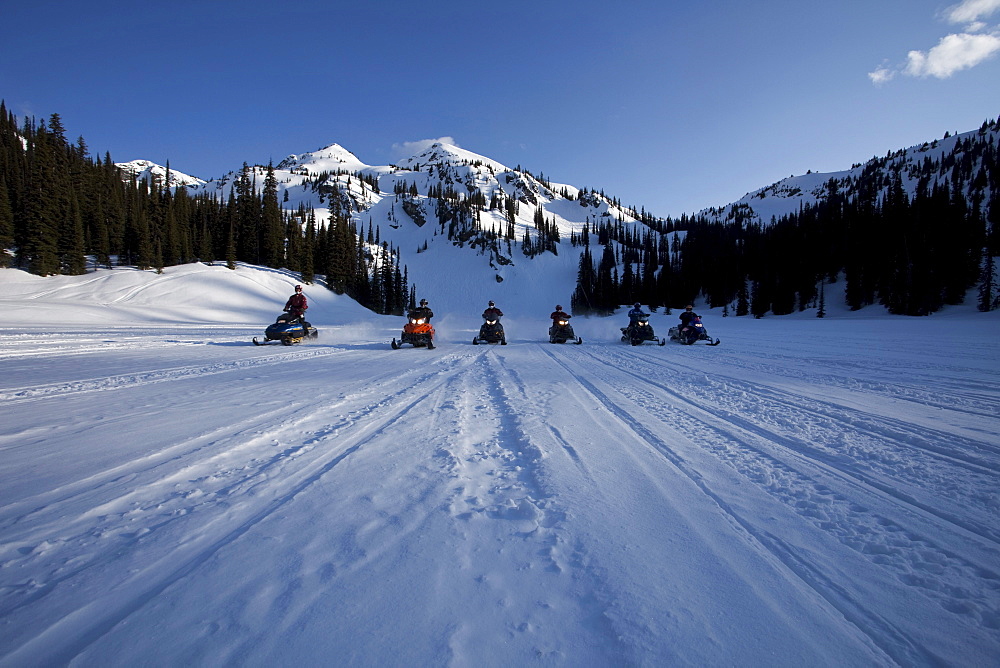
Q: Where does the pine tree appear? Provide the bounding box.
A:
[0,174,12,266]
[978,248,996,311]
[22,120,61,275]
[60,191,86,274]
[261,162,284,267]
[300,214,316,284]
[571,244,597,314]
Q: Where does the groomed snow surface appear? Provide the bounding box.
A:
[1,263,998,666]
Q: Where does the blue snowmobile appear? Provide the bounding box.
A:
[253,312,318,346]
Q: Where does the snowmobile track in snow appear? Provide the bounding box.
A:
[538,345,1000,664]
[0,347,344,404]
[0,351,489,665]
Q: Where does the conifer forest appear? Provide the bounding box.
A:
[1,100,997,317]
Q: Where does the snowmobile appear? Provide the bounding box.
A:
[253,312,318,346]
[549,318,582,344]
[473,315,507,345]
[668,315,721,346]
[391,314,436,350]
[620,314,665,346]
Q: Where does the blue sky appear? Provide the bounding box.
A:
[2,0,999,217]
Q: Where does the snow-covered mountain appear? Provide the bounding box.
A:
[142,140,640,314]
[116,117,999,314]
[699,119,1000,226]
[117,159,205,190]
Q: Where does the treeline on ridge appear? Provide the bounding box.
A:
[571,117,1000,316]
[0,102,411,315]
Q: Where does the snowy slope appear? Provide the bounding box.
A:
[1,263,998,666]
[116,159,205,190]
[117,139,649,315]
[111,120,998,319]
[699,122,1000,226]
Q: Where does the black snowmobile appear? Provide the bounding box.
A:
[668,315,720,346]
[253,312,318,346]
[620,313,665,346]
[473,315,507,345]
[549,317,582,344]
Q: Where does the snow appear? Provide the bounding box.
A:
[1,263,999,666]
[116,160,206,190]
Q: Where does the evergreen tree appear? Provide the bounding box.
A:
[571,244,597,314]
[978,248,996,311]
[735,281,750,316]
[261,162,284,267]
[300,214,316,284]
[21,120,61,275]
[0,175,12,266]
[60,191,86,274]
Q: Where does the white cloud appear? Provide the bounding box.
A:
[390,137,459,159]
[870,0,1000,83]
[946,0,1000,24]
[867,66,897,85]
[905,31,1000,77]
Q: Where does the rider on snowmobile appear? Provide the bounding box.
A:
[679,305,698,327]
[483,301,503,320]
[626,302,647,333]
[284,285,308,325]
[409,298,433,321]
[550,305,571,322]
[677,305,703,343]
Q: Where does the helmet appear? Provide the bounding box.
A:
[634,302,641,308]
[488,301,495,306]
[685,304,694,310]
[555,305,562,310]
[420,299,428,305]
[295,285,303,291]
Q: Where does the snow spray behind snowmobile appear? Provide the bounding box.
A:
[253,312,318,346]
[620,314,665,346]
[667,315,720,346]
[473,315,507,345]
[549,318,582,344]
[391,314,435,349]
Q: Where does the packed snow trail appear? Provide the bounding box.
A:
[1,315,998,666]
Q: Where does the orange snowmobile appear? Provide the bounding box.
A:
[391,313,435,350]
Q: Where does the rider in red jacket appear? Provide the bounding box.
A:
[284,285,308,324]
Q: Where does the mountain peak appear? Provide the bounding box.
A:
[395,142,507,173]
[276,144,368,173]
[117,160,205,189]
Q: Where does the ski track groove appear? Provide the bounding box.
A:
[584,348,1000,635]
[469,349,625,657]
[0,346,348,405]
[0,351,483,665]
[671,347,1000,421]
[537,344,1000,663]
[594,346,1000,538]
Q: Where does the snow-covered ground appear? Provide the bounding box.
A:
[1,263,998,666]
